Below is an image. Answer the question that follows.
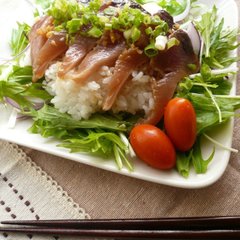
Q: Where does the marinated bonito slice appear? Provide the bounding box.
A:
[143,30,199,125]
[58,36,97,78]
[64,42,126,83]
[103,47,148,110]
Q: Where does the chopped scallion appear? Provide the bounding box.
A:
[144,43,158,57]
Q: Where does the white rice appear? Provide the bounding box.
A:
[44,62,154,120]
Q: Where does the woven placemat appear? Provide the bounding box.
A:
[0,140,90,239]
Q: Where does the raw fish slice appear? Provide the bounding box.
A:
[33,31,68,82]
[58,36,97,78]
[150,30,199,74]
[145,70,187,125]
[65,42,126,83]
[29,16,53,78]
[103,47,148,111]
[143,30,199,125]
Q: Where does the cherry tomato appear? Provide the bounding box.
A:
[164,97,197,152]
[129,124,176,170]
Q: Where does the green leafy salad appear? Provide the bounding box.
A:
[0,0,239,178]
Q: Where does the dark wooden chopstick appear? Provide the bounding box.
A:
[1,216,240,239]
[1,228,240,239]
[2,216,240,230]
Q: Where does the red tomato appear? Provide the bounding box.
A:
[129,124,176,170]
[164,98,197,152]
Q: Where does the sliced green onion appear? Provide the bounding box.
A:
[151,15,162,25]
[123,29,131,41]
[152,24,168,38]
[123,26,141,43]
[145,27,153,35]
[105,23,112,30]
[144,43,158,57]
[131,27,141,43]
[66,18,82,34]
[143,15,151,25]
[167,37,180,49]
[87,26,103,38]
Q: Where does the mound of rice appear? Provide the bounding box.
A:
[44,62,154,120]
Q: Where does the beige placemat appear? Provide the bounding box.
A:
[0,140,89,239]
